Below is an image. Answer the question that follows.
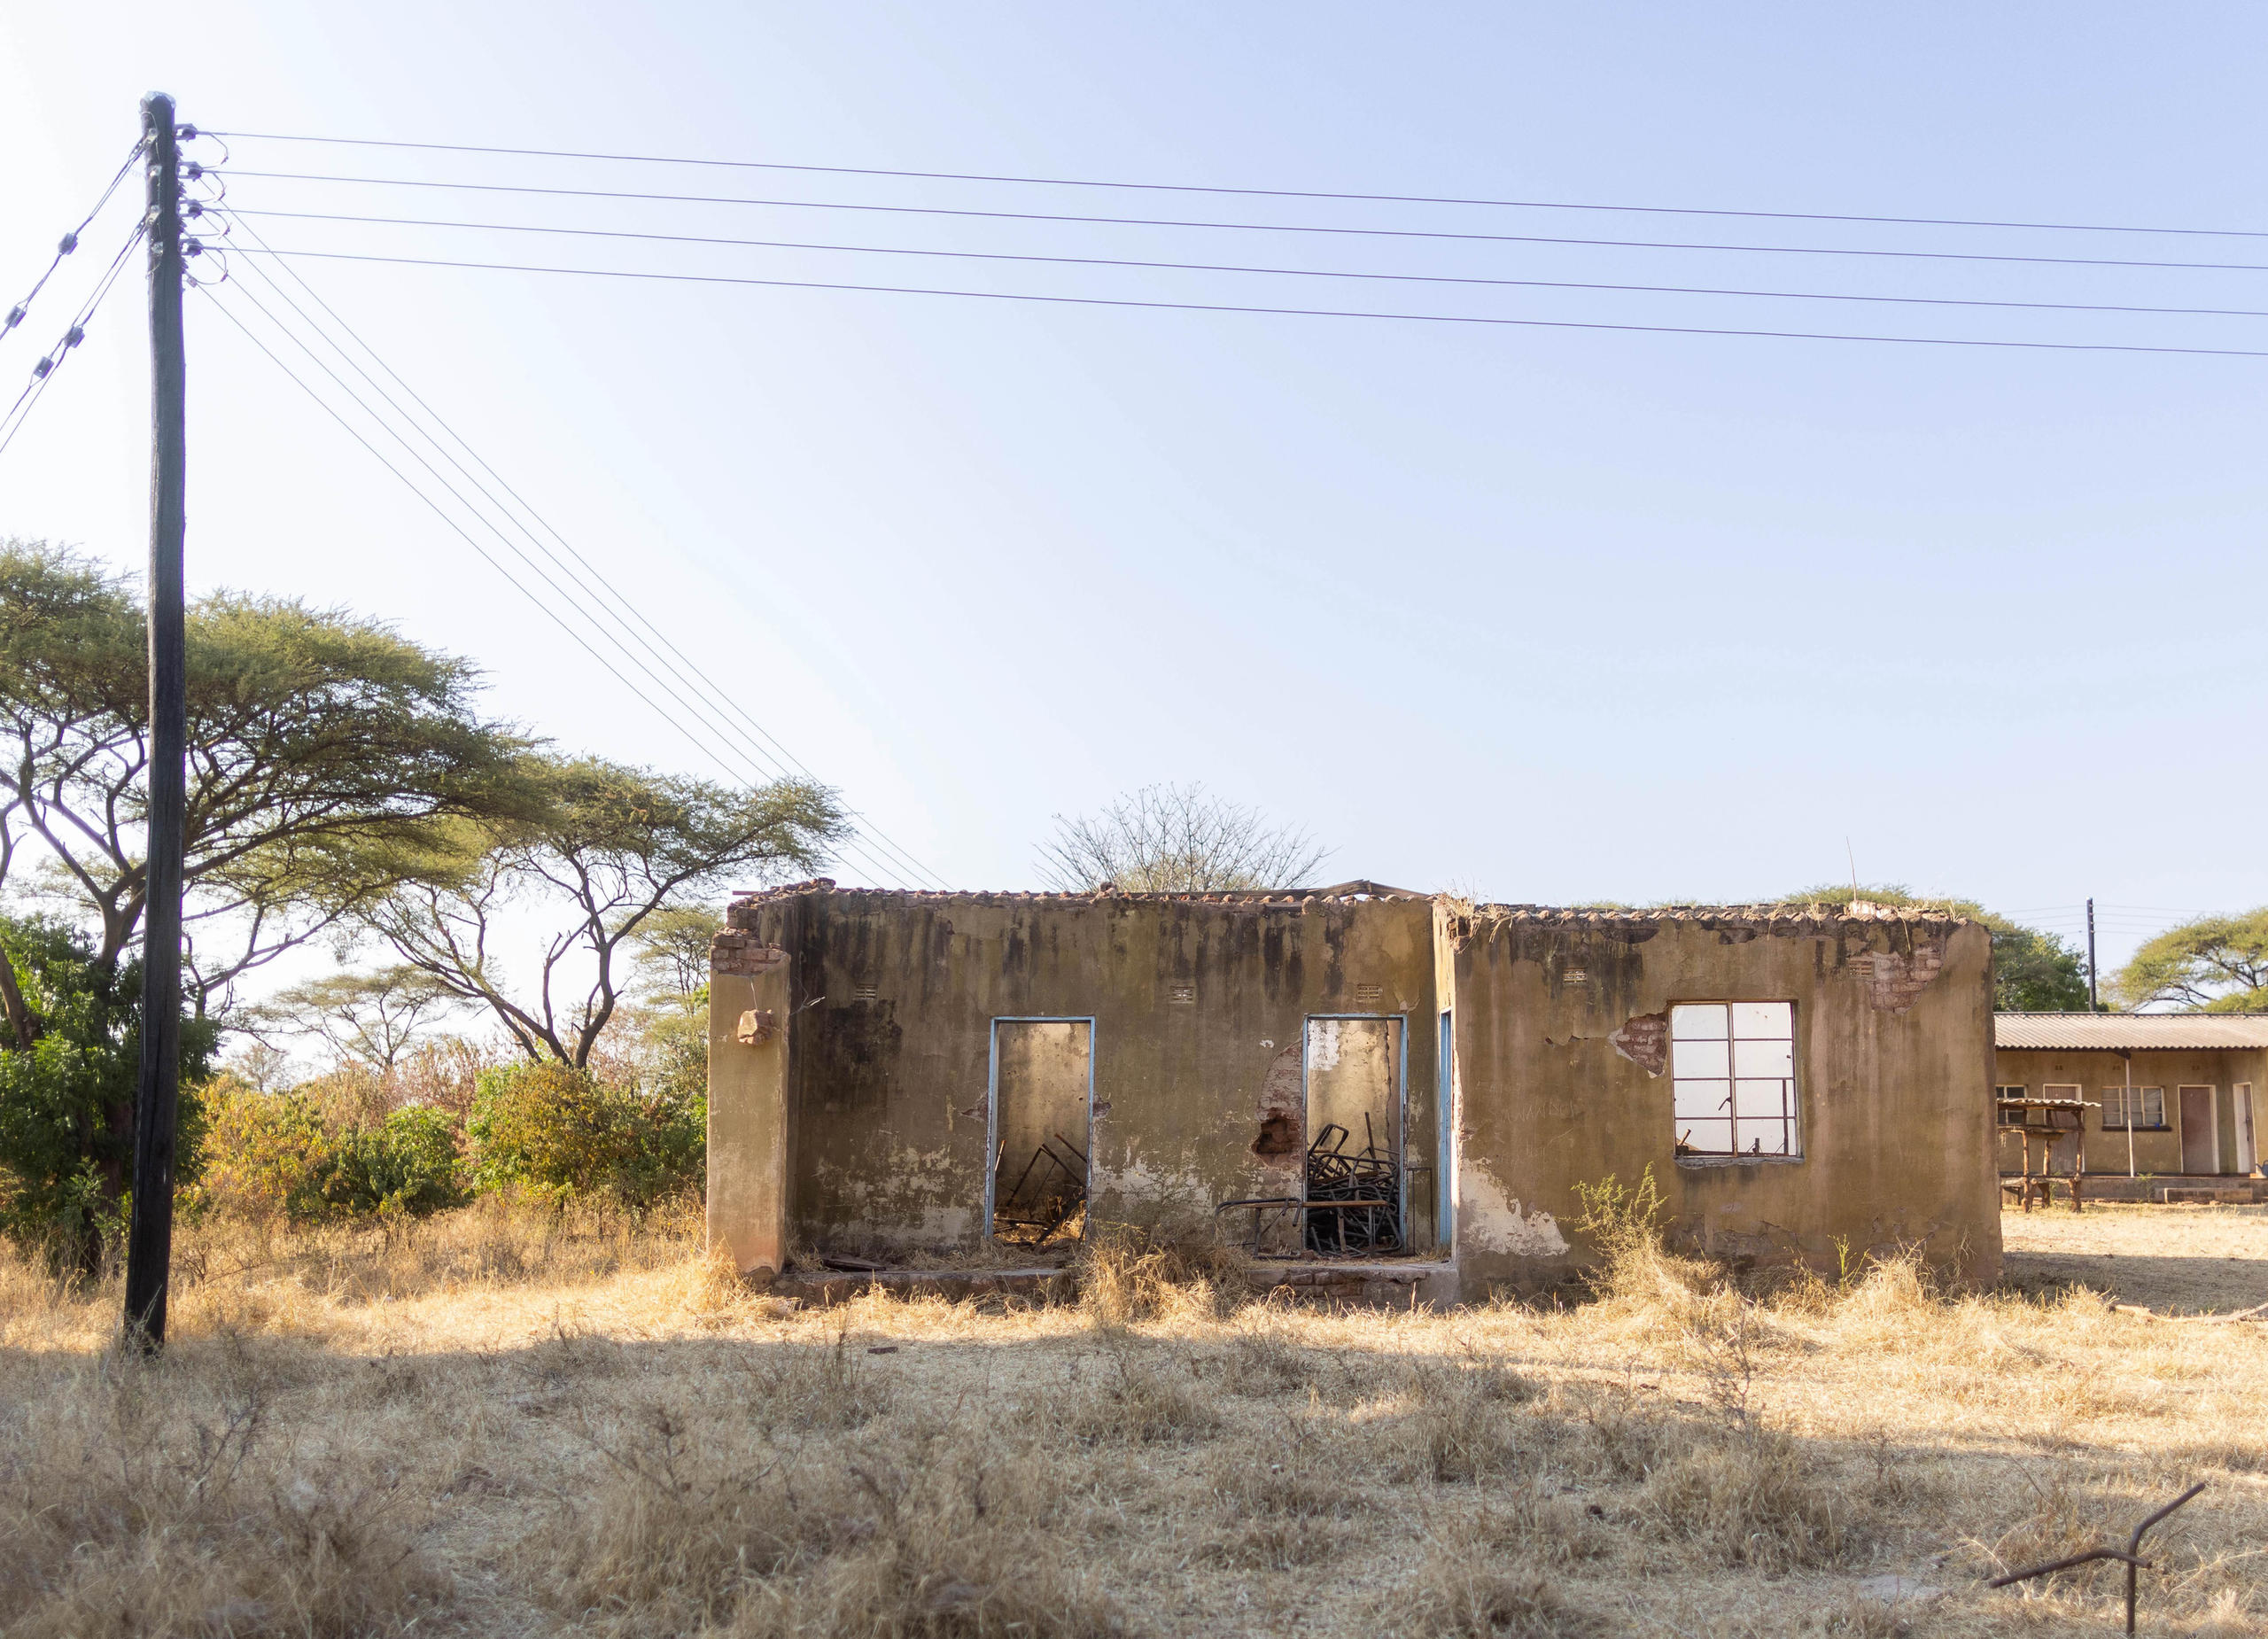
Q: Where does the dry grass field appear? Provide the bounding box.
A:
[3,1200,2264,1638]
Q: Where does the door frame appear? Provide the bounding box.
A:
[2235,1084,2258,1176]
[1302,1013,1410,1241]
[984,1016,1098,1239]
[2178,1084,2219,1176]
[1437,1010,1456,1255]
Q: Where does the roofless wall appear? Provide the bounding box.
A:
[708,884,2000,1297]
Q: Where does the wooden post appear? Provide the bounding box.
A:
[122,90,188,1351]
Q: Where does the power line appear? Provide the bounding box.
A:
[199,282,923,889]
[222,211,944,889]
[226,208,2268,322]
[219,170,2268,276]
[217,246,2268,360]
[3,137,146,349]
[0,215,150,460]
[214,211,945,889]
[203,129,2268,243]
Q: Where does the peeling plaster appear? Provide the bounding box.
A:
[1102,1154,1214,1208]
[812,1143,971,1239]
[1459,1161,1571,1258]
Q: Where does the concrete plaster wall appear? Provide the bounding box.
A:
[1993,1048,2265,1176]
[706,907,799,1277]
[1444,912,2000,1292]
[719,889,1441,1260]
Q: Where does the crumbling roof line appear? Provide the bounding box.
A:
[729,880,1971,928]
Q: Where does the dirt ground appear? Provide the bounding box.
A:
[2,1201,2264,1638]
[2001,1201,2268,1317]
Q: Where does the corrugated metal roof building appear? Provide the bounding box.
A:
[1994,1013,2265,1177]
[1995,1014,2268,1052]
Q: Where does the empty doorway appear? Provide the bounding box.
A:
[2179,1085,2218,1175]
[989,1020,1091,1245]
[1304,1015,1403,1255]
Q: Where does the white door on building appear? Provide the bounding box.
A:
[2235,1084,2257,1176]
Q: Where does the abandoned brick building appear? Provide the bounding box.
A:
[707,882,2000,1300]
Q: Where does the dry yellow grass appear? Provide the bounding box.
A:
[2,1201,2264,1637]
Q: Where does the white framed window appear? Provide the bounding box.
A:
[1671,1001,1798,1159]
[2101,1086,2166,1130]
[1996,1085,2028,1125]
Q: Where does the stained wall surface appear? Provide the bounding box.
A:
[716,887,1441,1262]
[1442,908,2000,1292]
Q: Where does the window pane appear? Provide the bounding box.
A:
[1735,1078,1791,1119]
[1671,1004,1728,1040]
[2142,1088,2165,1126]
[1733,1038,1794,1079]
[1730,1001,1792,1039]
[1672,1038,1729,1079]
[1674,1079,1732,1121]
[1735,1118,1792,1156]
[1678,1118,1733,1154]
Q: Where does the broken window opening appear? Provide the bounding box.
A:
[1671,1001,1798,1160]
[989,1020,1091,1247]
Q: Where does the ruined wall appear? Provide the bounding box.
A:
[1445,908,2000,1292]
[1993,1048,2265,1176]
[714,886,1440,1260]
[707,913,798,1276]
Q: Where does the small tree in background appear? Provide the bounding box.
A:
[1038,782,1328,893]
[2114,911,2268,1012]
[628,905,722,1007]
[245,965,460,1074]
[1781,884,2091,1013]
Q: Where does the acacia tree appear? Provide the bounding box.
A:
[2115,911,2268,1012]
[1038,781,1327,893]
[365,757,843,1067]
[244,965,460,1073]
[0,542,532,1015]
[0,544,533,1262]
[629,905,724,1006]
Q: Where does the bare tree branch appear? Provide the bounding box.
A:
[1037,781,1327,893]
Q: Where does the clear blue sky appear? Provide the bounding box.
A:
[4,3,2264,972]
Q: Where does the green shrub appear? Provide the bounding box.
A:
[468,1060,702,1216]
[0,914,217,1262]
[193,1078,467,1222]
[323,1105,470,1216]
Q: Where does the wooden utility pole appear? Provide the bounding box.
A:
[2086,897,2099,1012]
[123,91,188,1350]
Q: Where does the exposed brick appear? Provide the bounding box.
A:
[1858,938,1949,1013]
[711,933,788,977]
[1609,1011,1669,1076]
